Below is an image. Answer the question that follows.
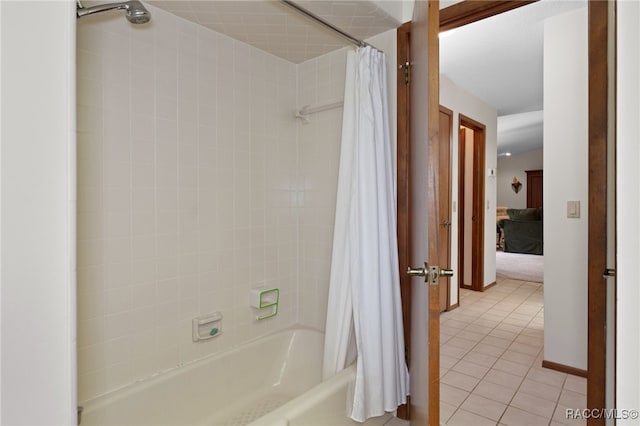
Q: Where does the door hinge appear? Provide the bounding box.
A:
[399,61,410,84]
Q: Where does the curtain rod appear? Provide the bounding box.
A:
[279,0,382,52]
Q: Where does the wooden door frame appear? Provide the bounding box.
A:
[396,21,411,420]
[397,0,611,423]
[439,106,454,311]
[457,116,486,292]
[587,1,612,422]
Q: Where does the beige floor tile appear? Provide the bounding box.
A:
[519,378,562,402]
[508,341,541,356]
[465,324,494,335]
[446,408,498,426]
[441,354,459,369]
[488,329,518,341]
[441,383,470,407]
[441,332,455,345]
[473,380,518,405]
[474,343,507,357]
[526,367,567,387]
[510,390,558,418]
[520,327,544,338]
[482,312,508,322]
[492,358,531,377]
[441,370,481,392]
[446,319,471,330]
[482,335,513,349]
[475,319,501,329]
[463,351,499,368]
[563,375,587,395]
[452,359,491,379]
[440,401,458,424]
[558,389,586,409]
[441,343,471,359]
[514,334,543,347]
[383,417,409,426]
[502,317,531,327]
[483,369,525,389]
[460,394,507,421]
[507,312,536,321]
[553,404,587,425]
[500,349,537,367]
[495,323,524,334]
[500,406,550,426]
[447,337,479,351]
[440,277,569,426]
[456,330,485,342]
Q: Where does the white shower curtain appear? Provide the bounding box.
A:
[322,46,409,423]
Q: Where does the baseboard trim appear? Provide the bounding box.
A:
[460,284,482,291]
[482,281,497,291]
[542,360,588,378]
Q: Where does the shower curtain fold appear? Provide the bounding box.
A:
[322,46,409,423]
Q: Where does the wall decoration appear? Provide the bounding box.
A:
[512,177,522,193]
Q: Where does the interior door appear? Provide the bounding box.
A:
[408,1,441,424]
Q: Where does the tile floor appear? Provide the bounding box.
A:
[439,278,587,426]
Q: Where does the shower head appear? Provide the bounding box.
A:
[76,0,151,24]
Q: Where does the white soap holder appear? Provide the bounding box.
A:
[192,312,223,342]
[249,287,279,321]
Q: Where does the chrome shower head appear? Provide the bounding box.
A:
[76,0,151,24]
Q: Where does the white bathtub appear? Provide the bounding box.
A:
[81,327,392,426]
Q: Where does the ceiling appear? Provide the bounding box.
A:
[147,0,400,63]
[439,0,586,155]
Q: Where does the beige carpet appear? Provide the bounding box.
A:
[495,250,544,282]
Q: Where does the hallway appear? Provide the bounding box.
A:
[440,278,586,426]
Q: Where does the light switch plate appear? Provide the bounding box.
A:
[567,200,580,218]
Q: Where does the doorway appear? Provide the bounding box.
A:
[398,1,614,424]
[457,117,486,293]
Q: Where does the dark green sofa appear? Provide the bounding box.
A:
[498,208,543,255]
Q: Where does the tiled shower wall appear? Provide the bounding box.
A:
[296,50,347,331]
[76,6,299,400]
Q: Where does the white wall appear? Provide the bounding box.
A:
[497,149,543,209]
[76,6,299,400]
[616,0,640,420]
[543,7,588,371]
[1,1,77,423]
[440,75,498,305]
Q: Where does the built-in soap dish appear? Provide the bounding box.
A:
[192,312,222,342]
[249,287,279,320]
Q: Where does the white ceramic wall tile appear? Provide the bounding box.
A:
[296,48,348,331]
[77,7,298,401]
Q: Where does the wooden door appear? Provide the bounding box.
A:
[439,107,453,311]
[407,1,440,424]
[526,169,543,208]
